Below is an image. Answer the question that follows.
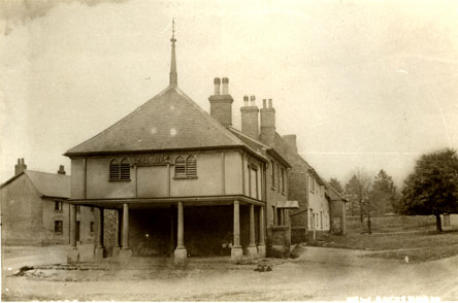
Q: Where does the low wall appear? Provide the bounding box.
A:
[291,226,306,244]
[267,226,291,258]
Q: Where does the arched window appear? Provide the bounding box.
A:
[174,155,197,179]
[186,155,197,177]
[175,156,186,177]
[120,158,130,180]
[109,159,120,181]
[109,158,130,181]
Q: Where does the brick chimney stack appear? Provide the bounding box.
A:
[260,98,276,146]
[57,165,66,175]
[209,77,234,127]
[14,158,27,175]
[240,95,259,139]
[282,134,297,153]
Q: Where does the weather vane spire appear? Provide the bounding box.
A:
[169,18,178,87]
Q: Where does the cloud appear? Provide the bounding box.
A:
[1,0,129,35]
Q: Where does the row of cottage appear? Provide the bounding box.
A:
[0,31,347,263]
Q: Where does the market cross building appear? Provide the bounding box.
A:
[64,28,298,264]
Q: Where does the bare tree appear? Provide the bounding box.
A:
[345,168,372,228]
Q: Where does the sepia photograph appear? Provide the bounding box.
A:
[0,0,457,301]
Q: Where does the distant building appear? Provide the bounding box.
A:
[0,159,95,245]
[280,137,332,241]
[325,184,348,235]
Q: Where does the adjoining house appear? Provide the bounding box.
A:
[325,184,348,235]
[0,159,96,245]
[279,138,333,242]
[64,29,304,264]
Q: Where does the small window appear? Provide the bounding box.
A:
[90,221,95,233]
[186,155,197,177]
[76,205,81,213]
[54,220,63,233]
[54,201,63,212]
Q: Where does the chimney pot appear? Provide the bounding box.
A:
[243,95,249,106]
[213,77,221,95]
[58,165,66,175]
[263,99,267,108]
[268,99,273,108]
[250,95,256,106]
[222,77,229,94]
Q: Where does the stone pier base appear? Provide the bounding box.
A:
[257,245,266,258]
[118,248,132,262]
[247,245,258,258]
[231,246,243,262]
[174,247,187,265]
[94,247,105,262]
[112,246,121,257]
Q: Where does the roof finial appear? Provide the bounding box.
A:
[169,18,178,87]
[172,18,176,41]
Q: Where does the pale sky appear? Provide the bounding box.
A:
[1,0,458,187]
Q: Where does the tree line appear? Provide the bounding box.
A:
[328,148,458,232]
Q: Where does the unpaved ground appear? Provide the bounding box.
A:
[2,245,458,301]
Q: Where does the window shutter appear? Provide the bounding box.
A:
[120,159,130,180]
[110,160,120,180]
[186,155,197,177]
[175,156,186,177]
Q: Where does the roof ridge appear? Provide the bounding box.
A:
[26,170,70,178]
[227,127,270,149]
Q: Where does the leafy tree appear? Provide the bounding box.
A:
[369,170,397,215]
[329,177,344,194]
[399,149,458,232]
[344,169,372,223]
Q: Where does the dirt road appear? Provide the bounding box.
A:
[2,246,457,301]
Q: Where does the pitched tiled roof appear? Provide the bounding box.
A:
[228,127,290,167]
[325,184,348,202]
[65,87,249,156]
[275,132,326,185]
[26,171,70,198]
[0,170,70,199]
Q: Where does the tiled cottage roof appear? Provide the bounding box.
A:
[277,133,326,185]
[228,127,290,167]
[325,184,348,203]
[65,87,251,156]
[26,171,71,199]
[0,170,70,199]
